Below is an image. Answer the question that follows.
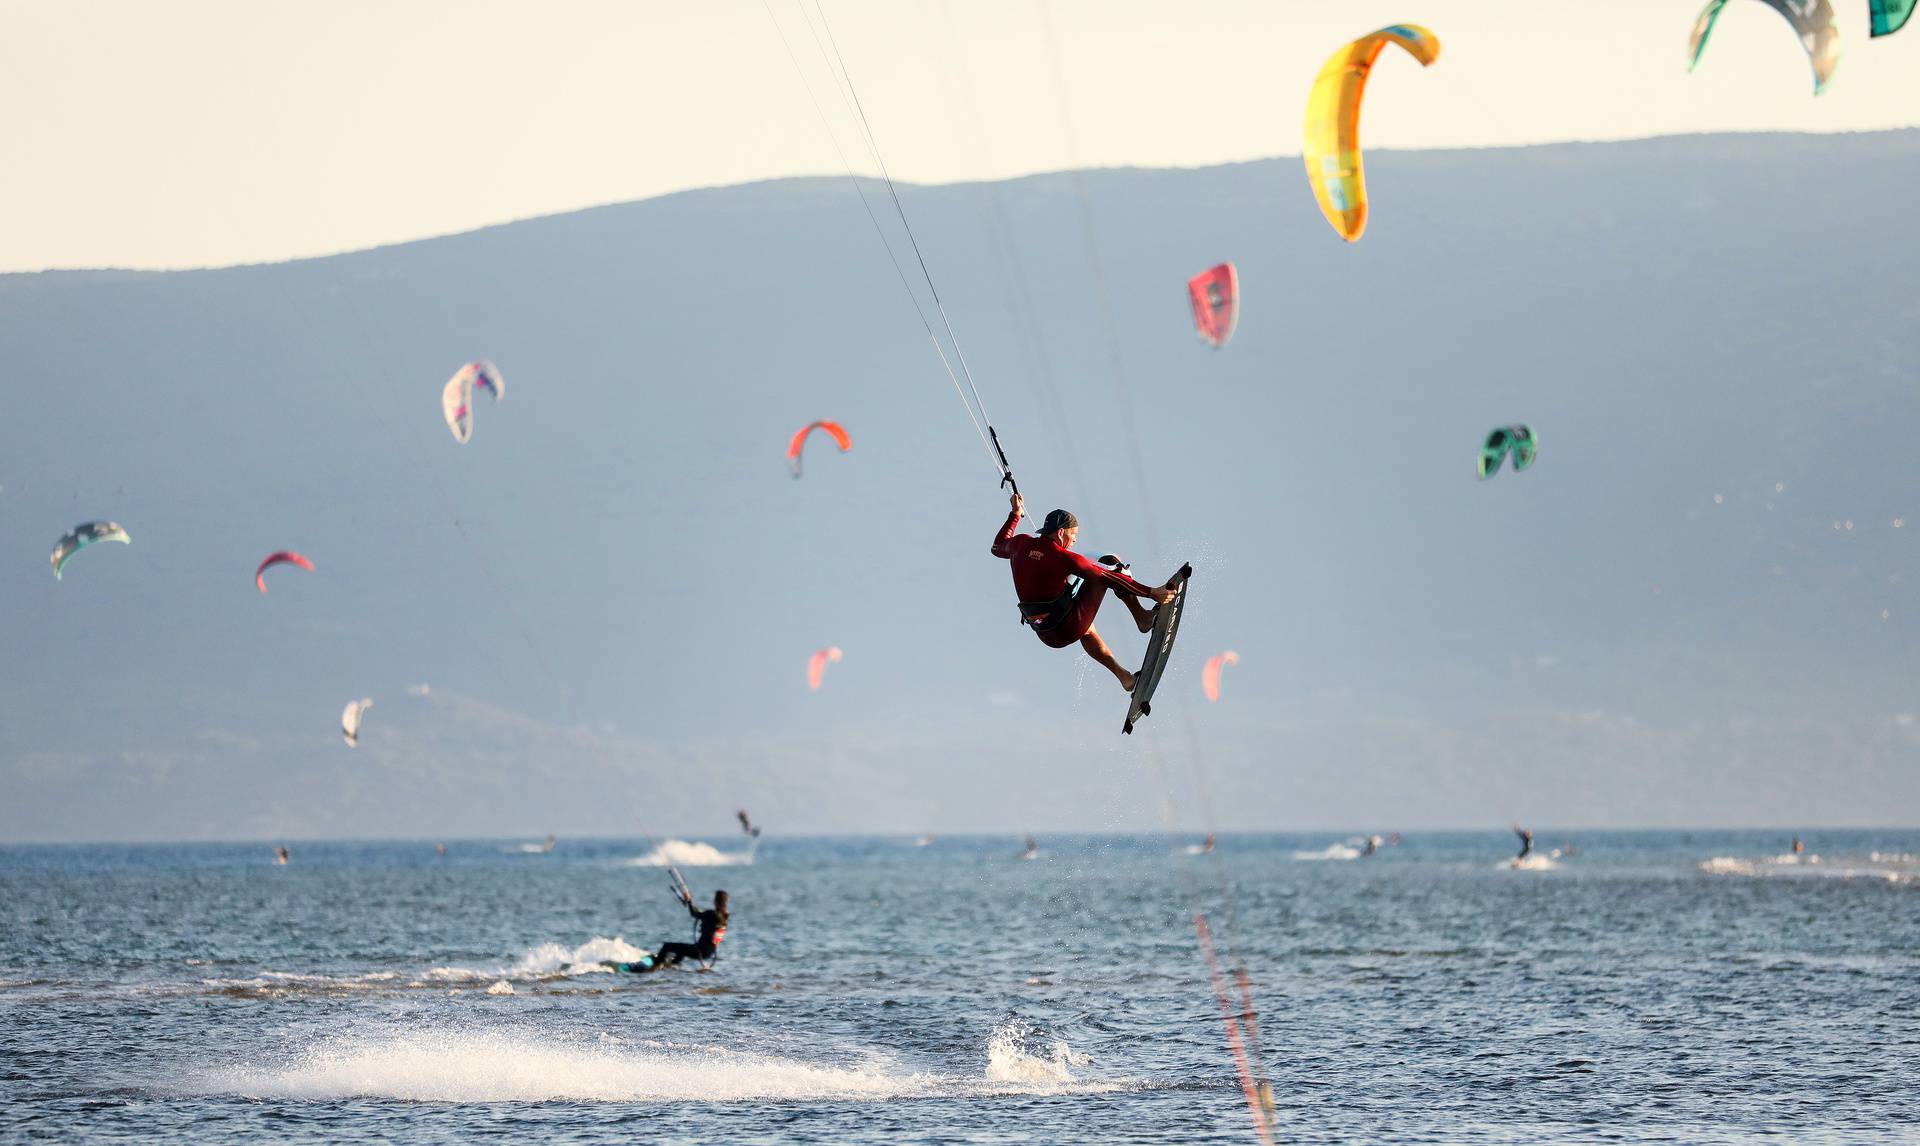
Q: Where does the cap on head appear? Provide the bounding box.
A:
[1042,509,1079,534]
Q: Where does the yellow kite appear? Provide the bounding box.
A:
[1302,25,1441,243]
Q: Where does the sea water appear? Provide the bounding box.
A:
[2,830,1917,1143]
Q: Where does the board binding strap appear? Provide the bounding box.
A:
[1123,562,1193,734]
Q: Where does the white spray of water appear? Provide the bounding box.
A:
[1292,843,1361,862]
[1505,855,1559,871]
[983,1018,1091,1085]
[426,936,650,984]
[183,1021,1130,1104]
[627,840,755,867]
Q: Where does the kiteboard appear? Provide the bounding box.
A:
[1123,562,1193,735]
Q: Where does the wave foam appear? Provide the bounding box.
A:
[984,1018,1092,1085]
[627,840,755,867]
[1703,854,1915,883]
[186,1023,1129,1104]
[507,936,650,977]
[1293,844,1361,861]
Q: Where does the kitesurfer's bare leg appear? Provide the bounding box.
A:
[1118,590,1156,634]
[1080,627,1135,692]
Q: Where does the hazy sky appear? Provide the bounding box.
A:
[3,0,1917,271]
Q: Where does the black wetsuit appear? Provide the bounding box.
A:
[1515,830,1534,860]
[655,901,727,968]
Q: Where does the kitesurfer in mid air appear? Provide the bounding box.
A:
[992,493,1181,693]
[1513,825,1534,861]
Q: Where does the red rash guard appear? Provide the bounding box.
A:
[992,510,1154,645]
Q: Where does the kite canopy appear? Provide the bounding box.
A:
[255,550,315,594]
[1688,0,1840,94]
[442,360,506,444]
[807,646,843,691]
[1478,425,1538,480]
[341,698,373,747]
[1303,25,1441,242]
[1202,651,1239,703]
[1186,264,1240,349]
[787,420,852,478]
[1871,0,1916,36]
[50,521,130,580]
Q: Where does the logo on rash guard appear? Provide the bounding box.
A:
[712,925,727,944]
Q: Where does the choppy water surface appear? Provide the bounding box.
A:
[3,830,1917,1143]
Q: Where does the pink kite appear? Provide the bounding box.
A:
[1186,263,1240,349]
[1201,650,1239,703]
[807,646,843,691]
[255,551,315,595]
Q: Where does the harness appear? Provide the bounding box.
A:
[1017,580,1082,632]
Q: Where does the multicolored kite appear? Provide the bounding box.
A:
[1688,0,1839,94]
[1870,0,1915,36]
[442,360,505,444]
[50,521,129,581]
[1186,264,1240,349]
[1304,25,1441,242]
[1478,425,1538,481]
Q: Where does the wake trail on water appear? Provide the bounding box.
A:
[627,839,756,867]
[1292,843,1362,861]
[200,937,657,998]
[181,1017,1134,1104]
[1701,852,1916,883]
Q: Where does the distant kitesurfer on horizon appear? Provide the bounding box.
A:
[993,492,1182,693]
[1792,836,1805,855]
[1020,835,1039,861]
[1513,825,1533,861]
[1202,833,1216,854]
[273,846,290,865]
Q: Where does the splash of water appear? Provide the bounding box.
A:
[184,1021,1129,1104]
[983,1017,1092,1086]
[627,840,754,867]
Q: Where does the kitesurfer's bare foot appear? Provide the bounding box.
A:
[1119,669,1136,693]
[1135,604,1157,634]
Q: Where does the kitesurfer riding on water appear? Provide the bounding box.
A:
[602,888,729,974]
[993,492,1182,693]
[655,889,728,969]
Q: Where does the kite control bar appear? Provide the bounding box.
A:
[989,425,1019,500]
[666,864,693,905]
